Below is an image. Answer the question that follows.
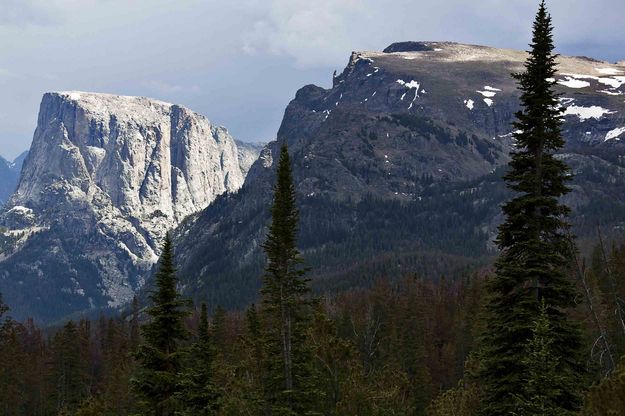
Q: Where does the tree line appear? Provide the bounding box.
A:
[1,233,625,414]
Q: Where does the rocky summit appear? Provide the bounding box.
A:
[173,42,625,309]
[0,92,253,322]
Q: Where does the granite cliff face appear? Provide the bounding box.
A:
[0,92,245,321]
[173,42,625,309]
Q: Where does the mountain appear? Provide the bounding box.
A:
[0,151,28,204]
[172,42,625,309]
[235,140,265,177]
[2,42,625,322]
[0,92,246,322]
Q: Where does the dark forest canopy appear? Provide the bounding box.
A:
[1,240,625,414]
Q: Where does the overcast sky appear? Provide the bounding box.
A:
[0,0,623,159]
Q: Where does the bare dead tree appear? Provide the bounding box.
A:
[568,233,616,376]
[597,228,625,346]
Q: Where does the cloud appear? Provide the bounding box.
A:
[140,80,201,95]
[0,0,63,26]
[0,0,624,160]
[242,0,366,67]
[240,0,625,68]
[0,0,102,26]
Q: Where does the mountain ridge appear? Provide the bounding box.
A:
[2,41,625,321]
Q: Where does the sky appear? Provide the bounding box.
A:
[0,0,623,159]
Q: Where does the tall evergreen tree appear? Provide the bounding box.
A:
[261,143,319,415]
[176,303,221,415]
[211,305,228,356]
[478,2,583,414]
[0,298,24,416]
[242,304,269,413]
[130,296,140,353]
[132,234,189,416]
[49,320,89,414]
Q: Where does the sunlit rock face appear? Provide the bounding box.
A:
[0,91,245,322]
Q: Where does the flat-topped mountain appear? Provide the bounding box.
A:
[0,91,249,322]
[173,42,625,308]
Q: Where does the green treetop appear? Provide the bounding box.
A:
[132,234,189,416]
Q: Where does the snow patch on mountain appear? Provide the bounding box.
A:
[557,74,625,91]
[477,90,497,98]
[596,67,624,76]
[396,79,421,108]
[598,77,625,89]
[558,76,590,89]
[606,127,625,141]
[476,86,501,107]
[397,79,421,89]
[563,105,615,121]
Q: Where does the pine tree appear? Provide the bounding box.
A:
[246,304,269,410]
[309,302,358,414]
[211,305,227,356]
[49,320,89,414]
[101,318,136,415]
[426,379,481,416]
[260,143,319,415]
[478,2,583,414]
[130,296,140,352]
[514,300,568,416]
[132,234,189,416]
[223,304,268,414]
[0,312,26,416]
[176,303,221,415]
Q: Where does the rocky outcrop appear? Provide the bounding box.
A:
[0,92,245,322]
[383,41,435,53]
